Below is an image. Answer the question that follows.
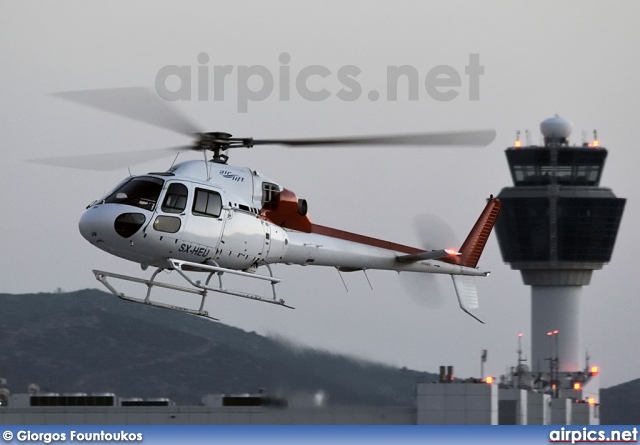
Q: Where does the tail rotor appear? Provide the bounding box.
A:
[398,214,460,308]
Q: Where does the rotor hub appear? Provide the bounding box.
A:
[196,132,254,164]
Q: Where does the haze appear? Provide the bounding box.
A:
[1,1,638,388]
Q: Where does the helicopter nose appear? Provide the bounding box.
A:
[79,205,147,243]
[79,206,107,243]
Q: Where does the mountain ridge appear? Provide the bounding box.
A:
[0,289,432,406]
[0,289,635,424]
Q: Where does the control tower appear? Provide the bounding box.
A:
[494,116,625,373]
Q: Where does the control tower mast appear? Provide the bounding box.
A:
[494,116,625,373]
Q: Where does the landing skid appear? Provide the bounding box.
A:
[93,259,292,321]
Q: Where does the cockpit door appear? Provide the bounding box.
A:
[178,186,226,262]
[142,181,191,258]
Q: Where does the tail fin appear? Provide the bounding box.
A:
[444,196,502,268]
[450,196,501,324]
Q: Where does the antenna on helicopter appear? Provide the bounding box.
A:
[169,152,180,170]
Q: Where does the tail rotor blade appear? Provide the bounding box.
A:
[398,272,446,309]
[412,214,460,252]
[399,214,461,309]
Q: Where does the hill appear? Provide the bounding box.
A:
[600,378,640,424]
[0,289,636,423]
[0,289,433,406]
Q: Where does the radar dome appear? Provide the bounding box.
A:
[540,115,573,140]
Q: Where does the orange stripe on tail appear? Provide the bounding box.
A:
[443,196,502,268]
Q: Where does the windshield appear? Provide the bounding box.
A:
[104,176,164,211]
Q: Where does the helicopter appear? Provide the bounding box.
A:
[35,87,502,323]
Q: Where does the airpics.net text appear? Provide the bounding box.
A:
[155,52,484,112]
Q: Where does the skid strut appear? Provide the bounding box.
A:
[93,259,292,321]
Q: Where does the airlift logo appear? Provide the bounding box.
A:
[220,170,245,182]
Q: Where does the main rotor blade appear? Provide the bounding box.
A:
[251,130,496,147]
[51,87,202,137]
[27,146,188,171]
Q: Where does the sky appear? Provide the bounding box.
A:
[1,0,639,389]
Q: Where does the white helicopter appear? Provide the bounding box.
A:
[37,88,501,323]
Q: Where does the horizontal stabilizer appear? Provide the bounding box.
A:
[396,249,460,263]
[451,275,483,324]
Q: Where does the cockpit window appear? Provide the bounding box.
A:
[104,177,164,212]
[161,183,188,214]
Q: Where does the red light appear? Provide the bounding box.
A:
[553,330,559,334]
[486,376,493,384]
[445,249,457,256]
[514,140,521,148]
[591,366,599,376]
[573,382,582,390]
[518,332,523,337]
[547,332,552,336]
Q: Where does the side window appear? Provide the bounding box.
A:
[261,182,280,206]
[192,188,222,218]
[153,216,181,233]
[161,183,189,214]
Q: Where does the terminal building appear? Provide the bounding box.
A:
[0,365,599,425]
